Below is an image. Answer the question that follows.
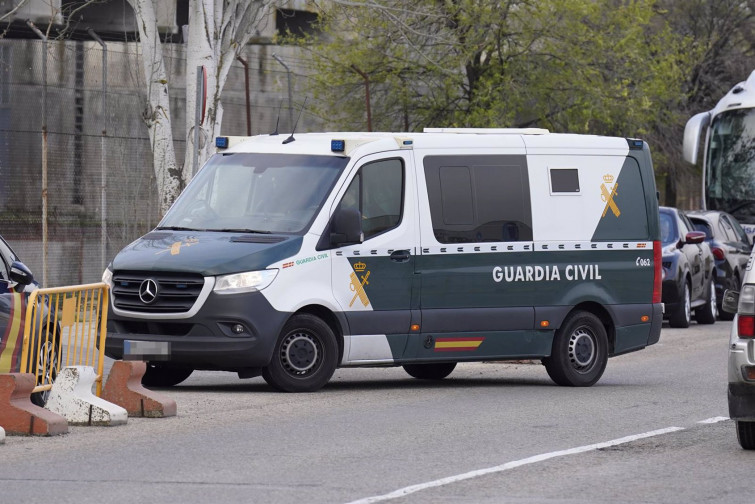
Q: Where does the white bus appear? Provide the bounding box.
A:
[684,70,755,240]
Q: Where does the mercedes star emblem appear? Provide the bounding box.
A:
[139,278,159,304]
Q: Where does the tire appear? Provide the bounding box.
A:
[403,362,457,380]
[30,334,60,407]
[543,311,608,387]
[736,420,755,450]
[669,281,691,328]
[262,314,338,392]
[695,279,717,325]
[142,363,194,387]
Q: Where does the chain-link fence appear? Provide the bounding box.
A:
[0,38,314,287]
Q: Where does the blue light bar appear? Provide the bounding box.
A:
[626,138,644,150]
[216,136,229,149]
[331,139,345,152]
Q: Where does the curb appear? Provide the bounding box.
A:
[102,361,177,418]
[0,373,68,436]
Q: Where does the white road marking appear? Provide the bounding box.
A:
[345,426,685,504]
[697,416,729,424]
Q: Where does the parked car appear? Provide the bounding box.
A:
[687,210,753,320]
[0,235,56,406]
[660,206,717,327]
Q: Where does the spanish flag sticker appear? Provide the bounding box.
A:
[434,337,484,352]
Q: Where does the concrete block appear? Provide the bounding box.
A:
[45,366,128,426]
[0,373,68,436]
[102,360,177,418]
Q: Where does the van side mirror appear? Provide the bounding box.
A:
[330,208,363,247]
[722,289,739,315]
[9,261,34,286]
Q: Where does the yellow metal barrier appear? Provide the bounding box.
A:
[19,283,109,401]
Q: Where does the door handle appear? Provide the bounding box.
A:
[390,249,411,263]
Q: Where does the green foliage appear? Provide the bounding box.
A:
[296,0,692,138]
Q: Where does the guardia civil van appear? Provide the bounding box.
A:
[102,128,663,392]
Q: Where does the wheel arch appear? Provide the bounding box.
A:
[291,304,346,365]
[566,302,615,356]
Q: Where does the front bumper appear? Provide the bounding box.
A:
[105,290,290,371]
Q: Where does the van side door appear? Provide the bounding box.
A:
[412,153,540,359]
[328,152,419,363]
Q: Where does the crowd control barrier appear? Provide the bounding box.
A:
[19,283,109,399]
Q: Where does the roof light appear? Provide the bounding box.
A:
[627,138,644,150]
[216,136,229,149]
[331,139,345,152]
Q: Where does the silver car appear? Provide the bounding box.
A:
[724,252,755,449]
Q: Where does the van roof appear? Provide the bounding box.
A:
[217,130,634,157]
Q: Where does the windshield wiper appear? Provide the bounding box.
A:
[215,228,273,234]
[155,226,203,232]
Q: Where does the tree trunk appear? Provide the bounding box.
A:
[128,0,180,216]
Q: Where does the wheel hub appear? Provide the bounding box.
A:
[569,329,595,370]
[281,332,320,374]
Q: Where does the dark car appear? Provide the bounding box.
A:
[687,210,752,320]
[660,206,717,327]
[0,235,55,406]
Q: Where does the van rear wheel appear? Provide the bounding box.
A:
[543,311,607,387]
[736,420,755,450]
[403,362,456,380]
[262,314,338,392]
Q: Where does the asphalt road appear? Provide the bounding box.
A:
[0,320,747,504]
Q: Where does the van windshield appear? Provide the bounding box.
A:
[159,153,348,234]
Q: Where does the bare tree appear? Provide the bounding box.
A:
[127,0,273,215]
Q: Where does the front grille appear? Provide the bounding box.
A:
[112,271,205,313]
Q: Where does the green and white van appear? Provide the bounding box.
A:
[103,128,662,391]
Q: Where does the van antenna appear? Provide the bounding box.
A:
[282,97,307,145]
[270,99,283,136]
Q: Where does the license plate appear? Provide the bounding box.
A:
[123,340,171,361]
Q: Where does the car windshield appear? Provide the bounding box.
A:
[705,108,755,225]
[660,211,677,245]
[159,153,348,234]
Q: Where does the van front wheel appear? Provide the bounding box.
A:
[262,314,338,392]
[543,311,608,387]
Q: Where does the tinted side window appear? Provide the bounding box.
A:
[337,158,404,241]
[424,155,532,243]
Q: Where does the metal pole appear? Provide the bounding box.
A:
[236,56,251,136]
[272,54,293,132]
[88,29,107,273]
[27,20,47,287]
[192,66,203,176]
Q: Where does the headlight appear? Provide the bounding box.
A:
[214,269,278,294]
[102,267,113,288]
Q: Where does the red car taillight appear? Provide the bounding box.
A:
[711,247,725,260]
[653,240,662,304]
[738,315,755,338]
